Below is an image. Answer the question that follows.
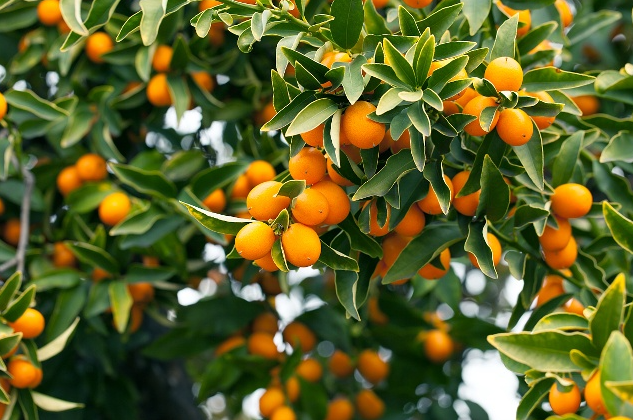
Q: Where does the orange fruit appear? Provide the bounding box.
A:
[252,312,278,335]
[246,181,291,221]
[382,129,411,154]
[246,160,276,187]
[0,92,6,121]
[455,87,478,108]
[142,256,160,267]
[320,52,352,88]
[52,242,75,267]
[468,233,502,268]
[363,201,391,237]
[248,332,279,359]
[535,274,565,306]
[3,219,21,247]
[203,189,226,213]
[0,198,4,216]
[549,381,581,415]
[259,387,285,417]
[462,96,501,136]
[92,267,111,282]
[235,221,276,260]
[254,252,279,272]
[128,305,144,333]
[256,101,277,126]
[296,358,323,382]
[394,205,426,237]
[283,321,316,353]
[585,372,608,415]
[358,350,389,384]
[371,0,389,8]
[551,183,593,219]
[146,73,172,107]
[555,0,573,27]
[231,174,251,199]
[496,1,531,36]
[271,406,296,420]
[443,101,460,116]
[7,357,39,389]
[539,217,571,251]
[571,95,599,116]
[215,335,246,356]
[99,192,131,226]
[37,0,63,26]
[496,108,533,146]
[428,61,469,100]
[86,32,114,64]
[341,143,362,162]
[521,91,556,129]
[325,398,354,420]
[485,56,523,92]
[543,236,577,269]
[402,0,432,8]
[340,101,385,149]
[191,71,215,92]
[300,124,324,148]
[285,376,300,402]
[382,234,411,271]
[418,248,451,280]
[355,389,385,420]
[199,0,221,10]
[128,282,154,304]
[281,223,321,267]
[368,296,388,324]
[76,153,108,181]
[564,298,585,316]
[152,45,173,73]
[292,189,329,226]
[310,179,350,225]
[57,166,83,196]
[424,329,454,363]
[259,272,282,295]
[452,171,481,216]
[326,157,353,187]
[289,148,327,185]
[328,350,354,378]
[417,175,454,215]
[9,308,45,339]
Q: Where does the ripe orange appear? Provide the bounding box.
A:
[363,201,391,237]
[402,0,432,8]
[394,205,426,237]
[381,234,410,272]
[92,267,111,282]
[340,101,385,149]
[417,175,454,215]
[355,389,385,420]
[300,124,324,148]
[368,296,389,324]
[215,335,246,356]
[462,96,501,136]
[424,329,454,363]
[231,174,251,199]
[521,91,556,129]
[585,372,608,415]
[76,153,108,181]
[485,57,523,92]
[543,236,577,269]
[252,312,278,335]
[191,71,215,92]
[254,252,279,272]
[564,298,585,316]
[7,357,39,389]
[128,305,144,333]
[296,358,323,382]
[571,95,599,116]
[418,248,451,279]
[259,387,285,417]
[341,143,362,162]
[246,160,276,187]
[52,242,75,267]
[0,198,4,216]
[496,108,533,146]
[246,181,291,221]
[202,189,226,213]
[128,282,155,304]
[371,0,389,8]
[328,350,354,378]
[468,233,502,268]
[325,398,354,420]
[555,0,573,27]
[99,192,131,226]
[285,376,300,402]
[292,189,329,226]
[320,52,352,88]
[270,406,296,420]
[57,166,83,196]
[0,92,6,121]
[549,381,581,415]
[142,256,160,267]
[256,101,277,126]
[235,221,276,260]
[289,148,327,185]
[455,87,479,108]
[37,0,63,26]
[358,350,389,384]
[539,217,572,251]
[535,274,565,306]
[452,171,481,216]
[281,223,321,267]
[9,308,45,339]
[152,45,173,73]
[382,129,411,154]
[146,73,172,107]
[283,321,316,353]
[199,0,221,10]
[443,101,460,116]
[248,332,279,359]
[3,219,21,247]
[310,179,351,225]
[86,32,114,64]
[496,1,531,36]
[326,157,353,187]
[551,183,593,219]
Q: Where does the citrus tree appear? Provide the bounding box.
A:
[0,0,632,419]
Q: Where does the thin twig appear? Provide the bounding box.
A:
[0,258,17,272]
[11,155,34,275]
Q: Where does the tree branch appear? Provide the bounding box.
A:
[11,155,34,275]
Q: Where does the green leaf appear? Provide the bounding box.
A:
[46,285,86,342]
[522,68,595,91]
[513,204,549,229]
[516,378,555,420]
[590,274,626,351]
[338,55,367,105]
[277,180,306,199]
[427,56,469,93]
[0,272,21,312]
[517,22,557,55]
[271,239,289,272]
[413,34,435,87]
[110,163,178,199]
[458,131,507,196]
[490,14,518,61]
[4,89,69,120]
[29,269,81,292]
[376,88,405,115]
[551,132,583,187]
[182,202,250,235]
[318,241,359,272]
[139,0,167,46]
[407,102,431,136]
[190,161,249,199]
[362,63,410,89]
[513,121,544,190]
[488,331,598,372]
[601,131,633,164]
[65,241,120,274]
[383,223,464,284]
[603,202,633,254]
[338,215,383,259]
[330,0,364,49]
[567,10,621,46]
[167,74,190,123]
[363,0,390,34]
[109,281,133,334]
[126,265,176,283]
[601,331,633,417]
[286,98,339,137]
[109,205,164,236]
[462,0,491,36]
[65,182,113,214]
[261,91,315,131]
[533,313,589,332]
[37,317,80,362]
[3,285,35,322]
[383,38,415,88]
[335,270,361,321]
[423,161,451,215]
[476,155,509,222]
[417,3,463,39]
[32,392,84,412]
[353,150,417,200]
[464,220,497,279]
